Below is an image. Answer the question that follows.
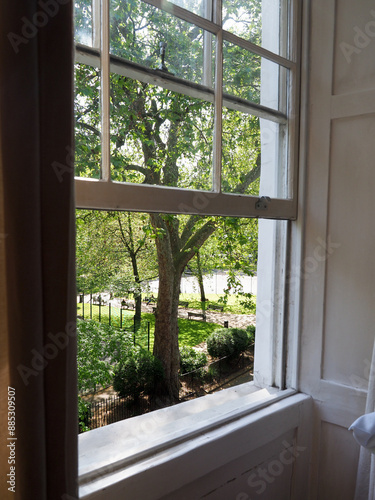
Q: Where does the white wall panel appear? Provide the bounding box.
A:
[317,422,359,500]
[333,0,375,95]
[322,114,375,385]
[300,0,375,498]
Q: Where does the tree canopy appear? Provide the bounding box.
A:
[74,0,263,399]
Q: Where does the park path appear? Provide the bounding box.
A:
[141,303,256,330]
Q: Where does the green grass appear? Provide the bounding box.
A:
[77,304,221,350]
[178,293,256,315]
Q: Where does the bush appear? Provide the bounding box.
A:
[231,328,250,353]
[113,348,164,400]
[246,324,256,344]
[77,319,133,394]
[78,396,91,433]
[206,328,235,358]
[179,346,207,375]
[206,328,251,359]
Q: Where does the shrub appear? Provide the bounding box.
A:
[179,346,207,375]
[231,328,250,354]
[77,318,133,394]
[206,328,235,358]
[78,396,91,433]
[246,324,256,344]
[113,348,164,400]
[206,328,251,359]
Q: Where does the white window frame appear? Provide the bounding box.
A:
[75,1,306,497]
[75,0,301,220]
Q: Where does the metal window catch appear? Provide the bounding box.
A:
[255,196,271,210]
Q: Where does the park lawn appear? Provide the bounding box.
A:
[134,313,221,349]
[178,293,256,315]
[76,304,221,350]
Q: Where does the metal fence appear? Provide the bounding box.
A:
[79,393,171,432]
[77,293,153,350]
[80,353,253,433]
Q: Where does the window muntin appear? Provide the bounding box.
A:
[74,0,299,218]
[222,0,289,58]
[110,1,215,87]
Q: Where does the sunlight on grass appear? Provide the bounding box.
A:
[179,293,256,314]
[77,305,221,349]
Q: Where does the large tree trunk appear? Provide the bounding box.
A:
[150,214,216,400]
[153,264,182,401]
[150,214,182,401]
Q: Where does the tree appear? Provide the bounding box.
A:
[187,217,258,306]
[74,0,262,399]
[76,210,158,320]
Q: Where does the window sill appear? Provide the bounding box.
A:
[78,383,297,497]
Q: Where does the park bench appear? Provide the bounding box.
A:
[178,301,189,308]
[188,311,206,321]
[208,304,224,312]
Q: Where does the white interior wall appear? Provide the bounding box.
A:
[78,1,375,498]
[300,0,375,497]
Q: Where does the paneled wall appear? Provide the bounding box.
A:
[300,0,375,497]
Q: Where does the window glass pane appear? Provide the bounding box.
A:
[110,0,215,87]
[168,0,211,19]
[110,75,214,190]
[75,0,93,46]
[223,42,261,105]
[75,63,101,179]
[223,42,287,113]
[76,209,258,430]
[222,0,288,58]
[221,110,261,196]
[221,110,288,199]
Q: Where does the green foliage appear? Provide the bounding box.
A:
[246,324,256,344]
[207,328,235,358]
[179,346,207,375]
[177,318,221,347]
[74,0,262,396]
[179,293,257,315]
[78,396,91,433]
[76,210,157,295]
[113,348,164,399]
[77,319,133,394]
[238,292,256,313]
[206,327,251,359]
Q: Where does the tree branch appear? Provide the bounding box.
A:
[234,153,261,194]
[178,220,216,269]
[76,121,101,137]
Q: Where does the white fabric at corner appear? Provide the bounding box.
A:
[352,338,375,500]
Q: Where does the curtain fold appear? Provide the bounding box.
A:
[0,1,77,499]
[354,338,375,500]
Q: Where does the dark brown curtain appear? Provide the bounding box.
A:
[0,1,77,499]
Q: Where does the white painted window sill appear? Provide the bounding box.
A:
[78,382,296,497]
